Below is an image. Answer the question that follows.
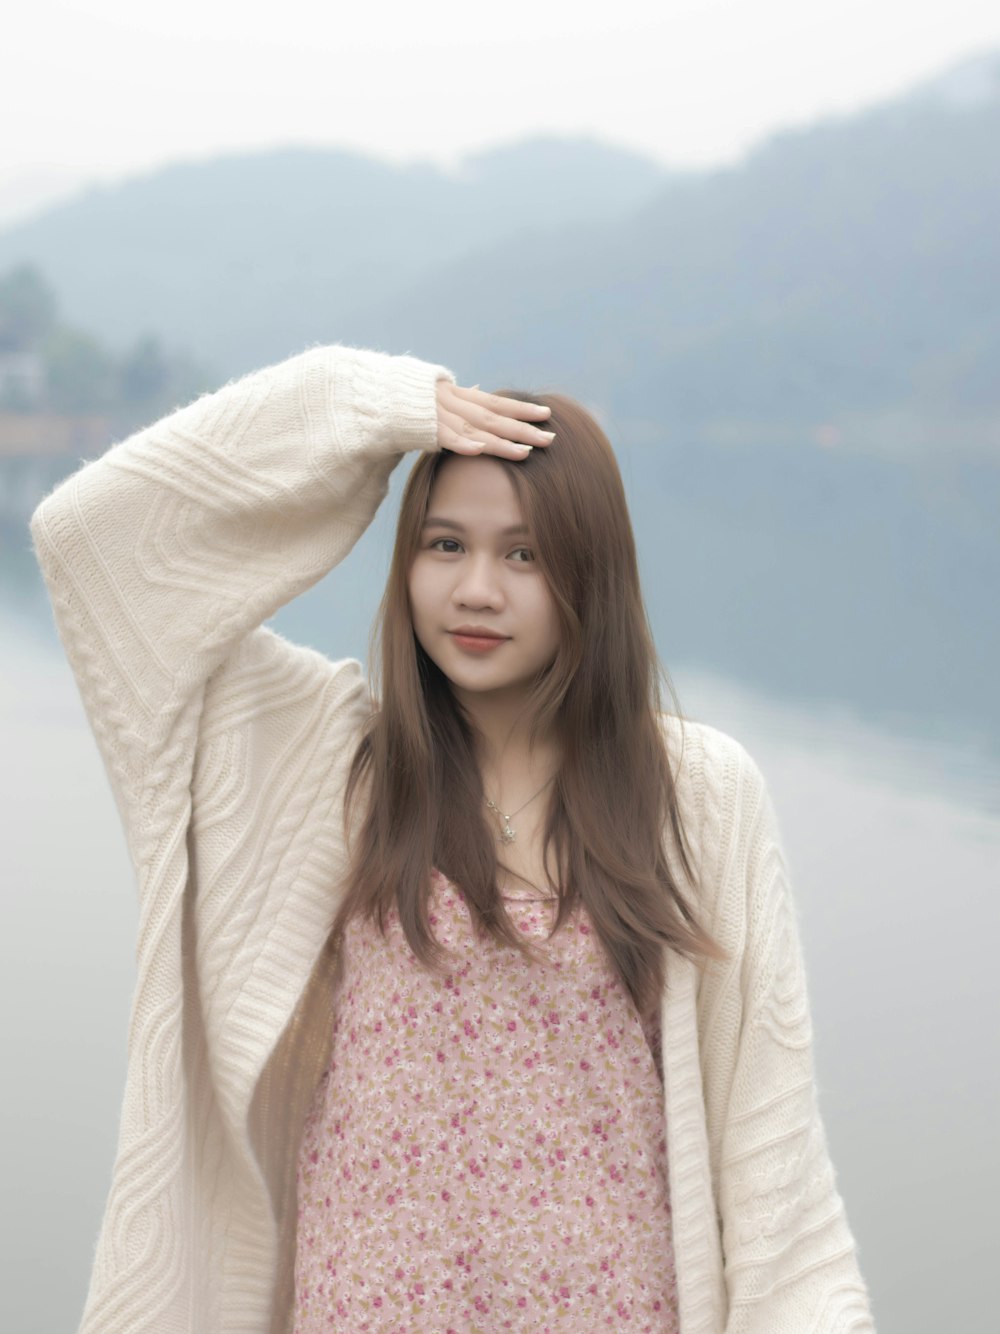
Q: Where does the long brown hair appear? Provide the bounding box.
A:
[329,390,726,1021]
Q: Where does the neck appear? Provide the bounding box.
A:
[452,684,561,798]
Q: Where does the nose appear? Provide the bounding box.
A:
[452,551,505,611]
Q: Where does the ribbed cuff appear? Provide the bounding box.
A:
[324,341,458,459]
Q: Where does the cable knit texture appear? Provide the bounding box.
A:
[29,342,875,1333]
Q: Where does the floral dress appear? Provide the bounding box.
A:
[293,867,679,1333]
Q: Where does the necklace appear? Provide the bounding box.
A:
[484,773,556,844]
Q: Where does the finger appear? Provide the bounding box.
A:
[437,408,535,459]
[450,383,552,422]
[438,408,529,458]
[438,427,483,455]
[450,383,553,421]
[436,405,485,455]
[446,397,555,448]
[476,403,555,447]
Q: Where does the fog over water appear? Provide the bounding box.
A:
[1,611,997,1333]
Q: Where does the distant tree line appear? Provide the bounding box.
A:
[0,262,213,429]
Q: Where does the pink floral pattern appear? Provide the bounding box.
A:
[293,867,679,1332]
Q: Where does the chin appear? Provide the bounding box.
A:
[424,638,548,696]
[452,672,537,699]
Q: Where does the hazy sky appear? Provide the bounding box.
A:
[4,0,1000,193]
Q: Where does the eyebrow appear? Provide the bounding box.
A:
[421,516,530,537]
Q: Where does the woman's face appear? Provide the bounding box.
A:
[407,455,560,705]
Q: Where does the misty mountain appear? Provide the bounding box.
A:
[343,60,1000,455]
[0,57,997,455]
[0,137,670,377]
[4,52,999,760]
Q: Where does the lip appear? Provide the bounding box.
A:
[449,629,510,653]
[449,626,509,640]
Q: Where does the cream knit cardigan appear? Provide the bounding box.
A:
[30,343,875,1334]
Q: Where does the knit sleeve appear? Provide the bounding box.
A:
[710,742,876,1333]
[29,342,456,870]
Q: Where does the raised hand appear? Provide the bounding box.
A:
[435,381,555,460]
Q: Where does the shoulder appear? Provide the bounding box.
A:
[657,712,767,831]
[657,712,776,917]
[658,711,759,785]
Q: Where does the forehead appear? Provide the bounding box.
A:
[424,456,525,527]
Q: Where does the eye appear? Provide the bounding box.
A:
[510,547,535,563]
[429,538,462,552]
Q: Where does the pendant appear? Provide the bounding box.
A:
[486,797,517,843]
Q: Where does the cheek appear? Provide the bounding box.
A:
[407,565,433,618]
[407,565,449,647]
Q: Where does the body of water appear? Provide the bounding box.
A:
[2,611,997,1333]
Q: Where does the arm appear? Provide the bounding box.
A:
[701,739,876,1332]
[29,341,455,870]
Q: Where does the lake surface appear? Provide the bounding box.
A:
[1,610,997,1333]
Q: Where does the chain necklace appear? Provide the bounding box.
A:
[484,773,556,844]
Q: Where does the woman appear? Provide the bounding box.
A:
[30,342,875,1333]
